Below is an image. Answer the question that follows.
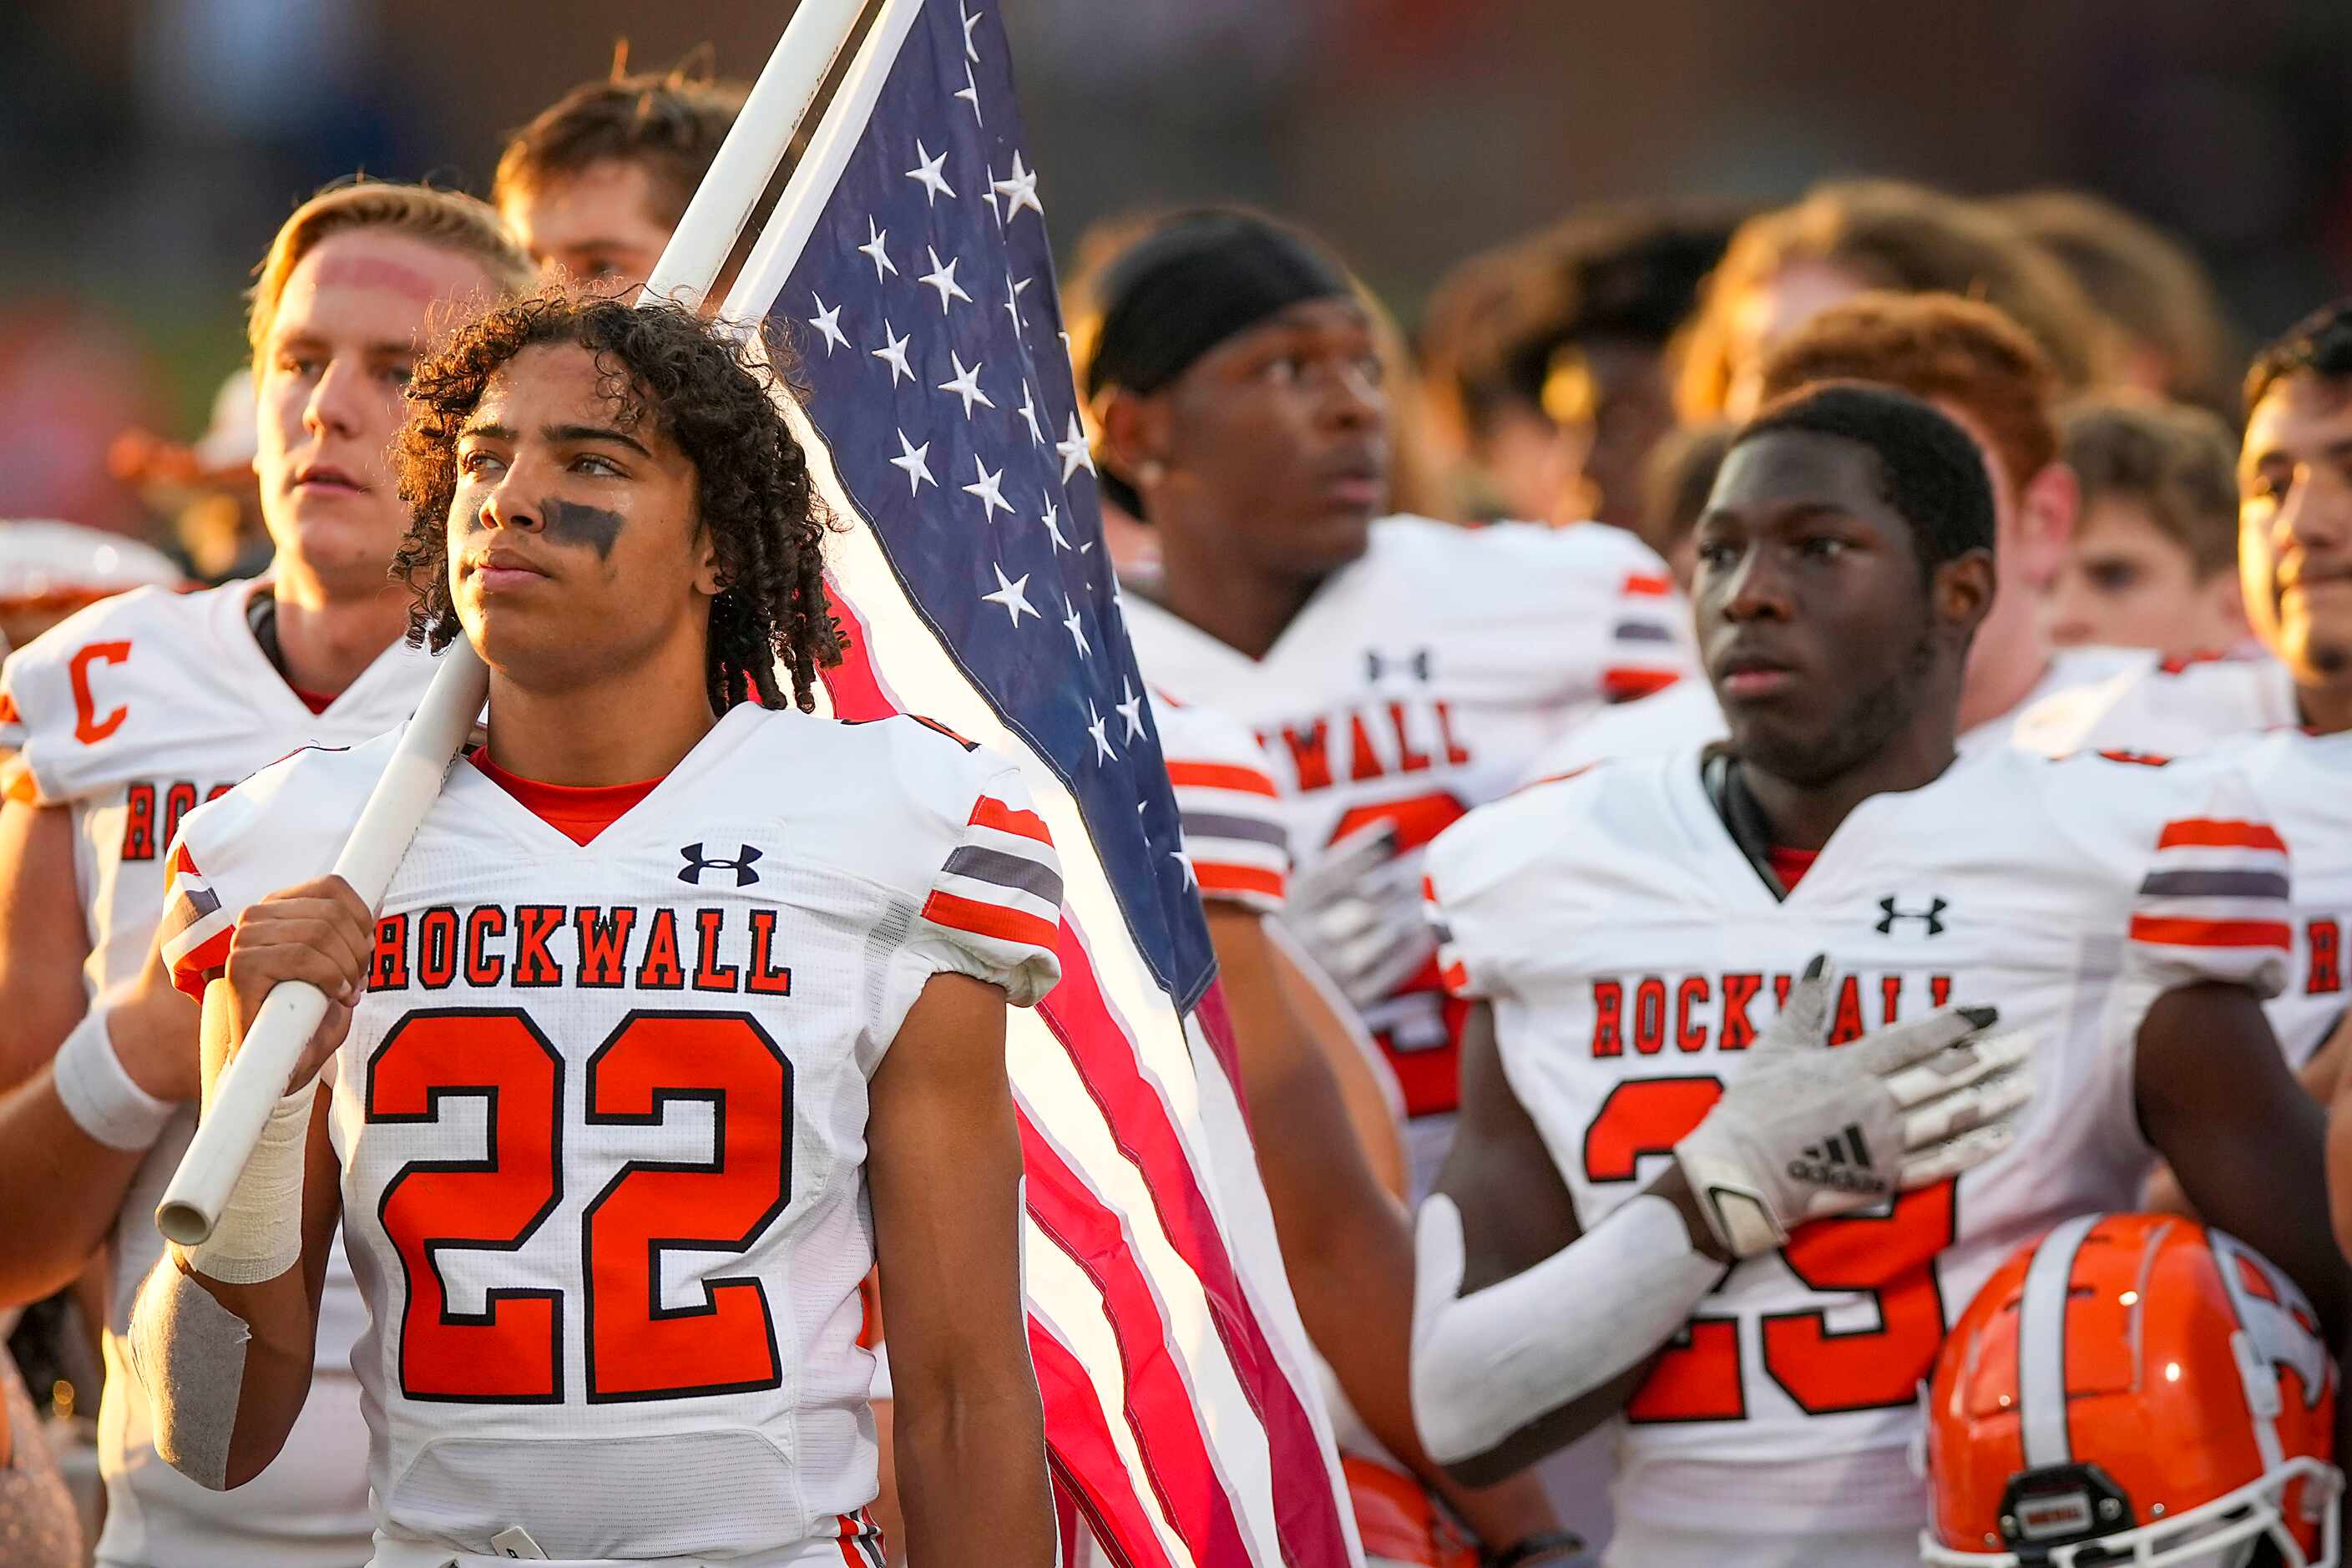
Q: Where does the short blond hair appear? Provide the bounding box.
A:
[1675,180,2105,422]
[248,181,534,371]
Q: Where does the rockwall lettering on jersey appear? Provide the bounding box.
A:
[367,902,793,998]
[2309,918,2343,998]
[1589,969,1957,1058]
[121,779,238,861]
[1254,699,1473,795]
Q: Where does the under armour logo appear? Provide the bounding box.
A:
[679,843,763,888]
[1364,647,1434,684]
[1876,895,1948,936]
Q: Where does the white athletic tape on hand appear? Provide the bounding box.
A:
[1410,1190,1724,1465]
[53,1006,178,1151]
[125,1262,250,1491]
[185,1085,312,1285]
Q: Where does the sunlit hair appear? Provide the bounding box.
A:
[1755,291,2059,501]
[247,180,534,374]
[391,291,842,713]
[2244,298,2352,420]
[1674,180,2105,422]
[493,53,747,231]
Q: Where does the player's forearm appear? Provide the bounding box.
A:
[1413,1166,1727,1485]
[0,1067,149,1305]
[130,1253,320,1490]
[889,1376,1053,1567]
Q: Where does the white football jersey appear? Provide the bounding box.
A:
[162,704,1061,1563]
[1125,515,1694,1131]
[0,579,426,1568]
[1424,745,2289,1547]
[1522,644,2148,781]
[1151,694,1289,915]
[2006,648,2299,761]
[2005,652,2345,1064]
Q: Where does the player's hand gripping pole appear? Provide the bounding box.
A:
[155,640,488,1245]
[152,0,873,1249]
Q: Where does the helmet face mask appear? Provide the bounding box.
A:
[1925,1215,2342,1568]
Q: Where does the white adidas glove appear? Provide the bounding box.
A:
[1674,959,2033,1258]
[1280,821,1434,1012]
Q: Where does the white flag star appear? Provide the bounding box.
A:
[1115,677,1146,741]
[937,352,995,419]
[1003,270,1031,332]
[918,246,972,316]
[1038,496,1069,553]
[964,456,1012,520]
[903,139,955,205]
[888,429,935,495]
[1057,412,1096,483]
[1015,382,1044,445]
[807,293,848,356]
[1062,596,1091,660]
[983,563,1036,626]
[979,163,1002,225]
[1086,700,1118,762]
[870,321,913,386]
[857,219,897,283]
[992,154,1044,222]
[1170,847,1197,888]
[955,62,984,125]
[961,0,983,61]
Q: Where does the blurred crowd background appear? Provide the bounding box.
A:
[10,0,2352,549]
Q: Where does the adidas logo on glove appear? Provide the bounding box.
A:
[1785,1124,1891,1195]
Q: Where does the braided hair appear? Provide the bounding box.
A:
[392,291,843,713]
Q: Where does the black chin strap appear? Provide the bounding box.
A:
[245,588,291,681]
[1702,746,1793,900]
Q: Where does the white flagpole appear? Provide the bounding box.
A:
[157,0,878,1247]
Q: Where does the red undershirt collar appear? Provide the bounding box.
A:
[468,746,664,846]
[1765,844,1818,891]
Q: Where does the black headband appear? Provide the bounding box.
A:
[1086,212,1352,400]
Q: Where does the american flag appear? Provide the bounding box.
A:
[729,4,1360,1565]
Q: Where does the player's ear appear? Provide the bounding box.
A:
[690,520,723,598]
[2011,461,2079,594]
[1935,548,1997,637]
[1095,387,1171,493]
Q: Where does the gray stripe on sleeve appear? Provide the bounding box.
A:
[943,844,1065,907]
[1611,620,1676,643]
[2134,869,2291,901]
[1178,810,1289,849]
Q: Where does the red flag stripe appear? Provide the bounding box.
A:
[2155,818,2288,853]
[1034,927,1353,1568]
[1021,1107,1252,1568]
[1032,1331,1181,1568]
[2129,916,2292,949]
[822,619,1350,1568]
[972,795,1055,844]
[919,888,1060,951]
[1168,760,1280,797]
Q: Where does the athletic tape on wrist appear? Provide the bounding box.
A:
[53,1007,178,1151]
[1410,1190,1726,1465]
[125,1261,250,1491]
[185,1086,313,1286]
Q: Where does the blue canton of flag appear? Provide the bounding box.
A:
[771,0,1212,1008]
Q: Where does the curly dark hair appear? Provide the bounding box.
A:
[391,291,842,713]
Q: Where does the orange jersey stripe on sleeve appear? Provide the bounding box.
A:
[921,888,1060,951]
[1602,667,1681,702]
[1167,760,1280,797]
[970,795,1053,845]
[169,926,233,1000]
[1195,862,1285,901]
[2155,818,2289,853]
[2128,915,2293,949]
[1621,571,1674,597]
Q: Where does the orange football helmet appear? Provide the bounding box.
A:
[1925,1213,2339,1566]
